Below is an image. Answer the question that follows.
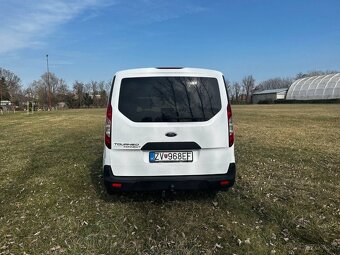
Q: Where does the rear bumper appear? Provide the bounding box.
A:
[103,163,236,191]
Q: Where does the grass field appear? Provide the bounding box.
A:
[0,105,339,255]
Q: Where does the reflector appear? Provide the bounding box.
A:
[220,180,230,186]
[111,183,122,188]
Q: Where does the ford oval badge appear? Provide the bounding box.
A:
[165,132,177,137]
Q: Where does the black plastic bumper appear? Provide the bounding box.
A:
[103,163,236,192]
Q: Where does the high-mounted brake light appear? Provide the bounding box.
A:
[105,104,112,148]
[227,103,234,147]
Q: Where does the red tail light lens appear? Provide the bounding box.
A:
[111,183,122,188]
[105,104,112,148]
[220,180,230,186]
[227,103,234,147]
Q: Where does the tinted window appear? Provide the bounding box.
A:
[118,77,221,122]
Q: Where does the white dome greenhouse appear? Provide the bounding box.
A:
[286,73,340,100]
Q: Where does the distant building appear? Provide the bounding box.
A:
[0,100,12,106]
[252,88,288,104]
[286,73,340,100]
[57,102,67,109]
[90,93,101,99]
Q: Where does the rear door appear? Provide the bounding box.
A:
[109,72,234,176]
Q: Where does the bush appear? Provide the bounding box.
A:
[275,99,340,104]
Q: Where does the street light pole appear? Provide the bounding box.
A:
[0,78,2,106]
[46,54,51,110]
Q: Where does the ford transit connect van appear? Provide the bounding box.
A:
[103,68,236,193]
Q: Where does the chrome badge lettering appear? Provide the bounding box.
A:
[114,143,140,149]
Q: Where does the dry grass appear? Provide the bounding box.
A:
[0,105,339,254]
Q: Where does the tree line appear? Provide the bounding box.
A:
[1,67,339,109]
[0,67,111,110]
[0,68,22,106]
[26,72,111,109]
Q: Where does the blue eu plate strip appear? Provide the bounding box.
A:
[149,152,155,162]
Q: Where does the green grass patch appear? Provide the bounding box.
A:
[0,105,339,254]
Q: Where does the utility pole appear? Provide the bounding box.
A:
[0,78,3,106]
[46,54,52,110]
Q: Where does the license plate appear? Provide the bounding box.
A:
[149,151,193,163]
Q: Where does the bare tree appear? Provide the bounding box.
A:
[90,81,98,95]
[0,77,10,102]
[105,80,112,95]
[84,82,92,94]
[224,78,233,101]
[28,79,47,108]
[55,79,69,103]
[255,77,293,92]
[242,75,255,103]
[98,81,108,107]
[296,70,339,79]
[27,72,68,108]
[0,67,22,104]
[224,78,231,92]
[73,81,85,108]
[232,82,241,102]
[41,72,59,107]
[89,81,100,107]
[56,79,68,94]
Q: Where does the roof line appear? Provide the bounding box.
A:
[323,73,340,97]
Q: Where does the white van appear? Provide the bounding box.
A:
[103,67,235,193]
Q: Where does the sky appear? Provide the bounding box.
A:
[0,0,339,87]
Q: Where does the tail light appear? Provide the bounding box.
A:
[111,183,122,188]
[105,104,112,148]
[227,103,234,147]
[220,180,230,186]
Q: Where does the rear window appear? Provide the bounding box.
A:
[118,77,221,122]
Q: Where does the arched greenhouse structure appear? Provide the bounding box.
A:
[286,73,340,100]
